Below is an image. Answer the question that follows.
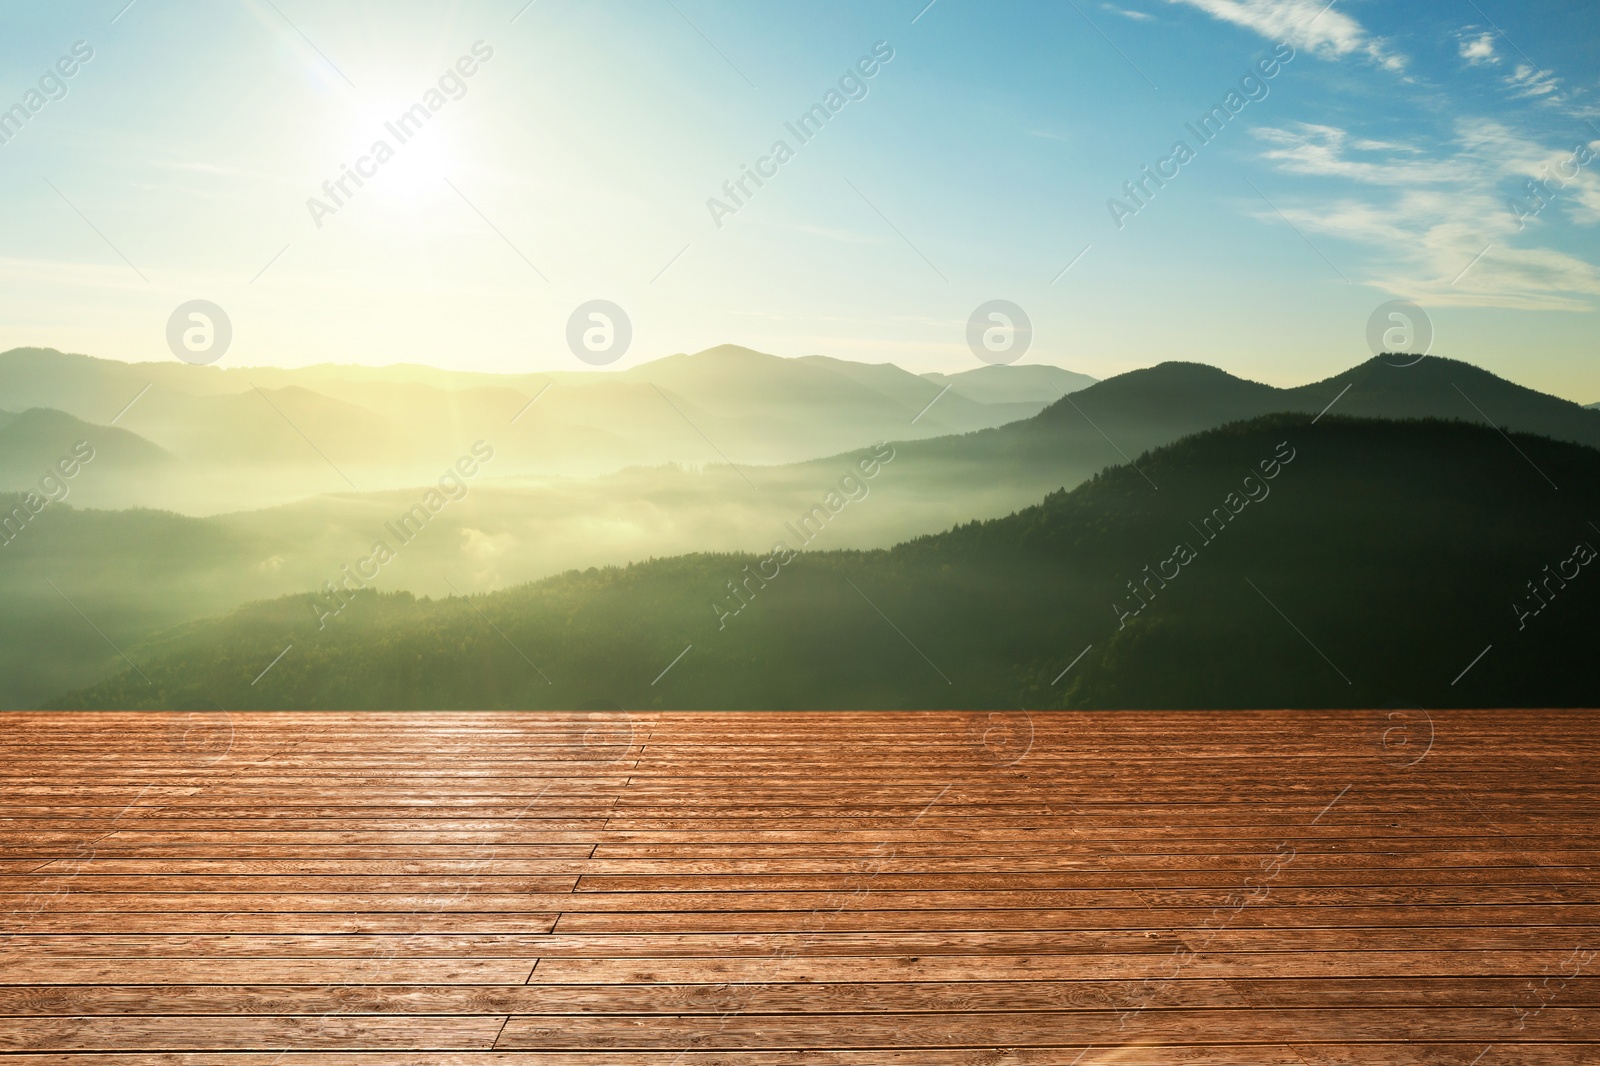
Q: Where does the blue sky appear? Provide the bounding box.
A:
[1,0,1597,398]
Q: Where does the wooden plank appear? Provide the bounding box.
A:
[0,1016,507,1052]
[0,929,1186,959]
[10,850,1595,875]
[0,979,1249,1015]
[3,891,579,913]
[1233,977,1600,1007]
[493,1008,1600,1048]
[3,874,600,890]
[0,1047,1351,1064]
[551,904,1600,933]
[2,926,1593,958]
[0,958,535,984]
[566,869,1588,890]
[521,950,1600,983]
[3,976,1585,1018]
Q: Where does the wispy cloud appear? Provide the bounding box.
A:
[1165,0,1405,71]
[1255,124,1439,185]
[1457,29,1498,66]
[1504,63,1563,103]
[1250,121,1600,311]
[1103,4,1154,20]
[1456,120,1600,225]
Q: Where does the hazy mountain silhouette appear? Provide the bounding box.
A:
[0,346,1082,511]
[1028,356,1600,449]
[895,355,1595,475]
[823,355,1600,543]
[0,408,169,491]
[4,346,1591,517]
[10,349,1600,708]
[48,415,1600,711]
[922,363,1099,405]
[1294,357,1600,445]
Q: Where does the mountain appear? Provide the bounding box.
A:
[5,345,1592,521]
[9,351,1600,708]
[0,408,170,493]
[48,415,1600,711]
[922,364,1097,405]
[627,345,1034,428]
[1289,358,1600,446]
[1026,356,1600,449]
[0,346,1081,512]
[801,354,1600,544]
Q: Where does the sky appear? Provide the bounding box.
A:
[1,0,1597,399]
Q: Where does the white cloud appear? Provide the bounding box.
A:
[1264,191,1600,311]
[1254,124,1444,185]
[1249,121,1600,311]
[1455,120,1600,226]
[1504,64,1563,102]
[1165,0,1405,71]
[459,527,517,587]
[1458,30,1498,66]
[1103,5,1155,20]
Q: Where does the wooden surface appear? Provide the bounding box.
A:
[0,708,1597,1063]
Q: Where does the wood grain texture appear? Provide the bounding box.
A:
[0,708,1596,1059]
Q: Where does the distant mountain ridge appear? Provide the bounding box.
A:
[839,354,1600,544]
[1033,357,1600,448]
[7,347,1589,517]
[921,364,1098,405]
[0,345,1092,512]
[0,407,169,493]
[49,415,1600,711]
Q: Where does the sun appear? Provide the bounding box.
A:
[333,99,460,207]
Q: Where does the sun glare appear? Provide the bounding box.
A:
[307,98,460,214]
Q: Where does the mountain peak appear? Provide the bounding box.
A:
[684,344,778,363]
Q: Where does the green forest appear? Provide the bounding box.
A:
[52,414,1600,711]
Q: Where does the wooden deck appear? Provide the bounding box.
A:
[1,709,1597,1063]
